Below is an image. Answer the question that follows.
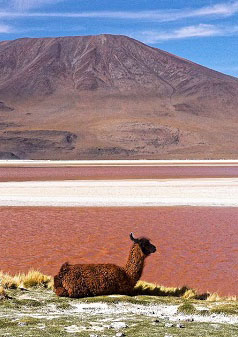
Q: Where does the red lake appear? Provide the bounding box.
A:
[0,165,238,181]
[1,206,238,296]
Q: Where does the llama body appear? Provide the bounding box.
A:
[54,234,156,298]
[54,262,133,297]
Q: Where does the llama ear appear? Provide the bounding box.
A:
[130,232,139,243]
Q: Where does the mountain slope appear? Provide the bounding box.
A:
[0,34,237,159]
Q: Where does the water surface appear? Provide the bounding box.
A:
[0,165,238,181]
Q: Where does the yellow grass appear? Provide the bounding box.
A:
[134,280,194,298]
[0,270,53,289]
[206,292,237,302]
[182,289,198,299]
[134,281,237,301]
[0,286,6,297]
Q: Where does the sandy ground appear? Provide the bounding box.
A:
[0,178,237,207]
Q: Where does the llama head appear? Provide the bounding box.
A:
[130,233,156,256]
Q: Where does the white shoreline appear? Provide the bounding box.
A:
[0,159,238,167]
[0,178,237,207]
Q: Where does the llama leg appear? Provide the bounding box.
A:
[67,288,77,298]
[55,286,69,297]
[67,285,86,298]
[54,274,69,297]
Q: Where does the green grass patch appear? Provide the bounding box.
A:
[177,301,197,314]
[19,317,41,325]
[199,309,211,316]
[15,298,42,307]
[0,297,42,310]
[211,303,238,315]
[0,318,18,328]
[55,302,72,310]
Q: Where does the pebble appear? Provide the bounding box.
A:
[176,323,185,328]
[109,322,128,330]
[165,323,175,328]
[0,293,12,300]
[18,322,27,326]
[154,319,160,323]
[89,335,99,337]
[185,318,194,322]
[115,333,126,337]
[211,324,220,329]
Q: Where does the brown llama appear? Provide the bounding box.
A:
[54,233,156,298]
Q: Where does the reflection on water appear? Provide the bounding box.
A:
[1,206,238,296]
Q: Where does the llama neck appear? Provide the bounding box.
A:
[125,244,146,286]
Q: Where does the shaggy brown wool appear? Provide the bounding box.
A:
[54,234,156,298]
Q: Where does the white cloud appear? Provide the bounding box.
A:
[0,1,238,20]
[193,2,238,17]
[11,0,64,11]
[0,23,12,32]
[139,24,238,43]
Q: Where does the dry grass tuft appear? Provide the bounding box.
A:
[206,292,237,302]
[0,271,18,289]
[134,281,212,300]
[20,270,53,289]
[0,270,53,290]
[0,286,7,299]
[206,293,222,302]
[182,289,198,299]
[134,280,190,297]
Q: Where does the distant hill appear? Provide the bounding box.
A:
[0,34,237,159]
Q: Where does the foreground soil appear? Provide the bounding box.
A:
[1,289,238,337]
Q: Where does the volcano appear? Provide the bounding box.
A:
[0,34,237,159]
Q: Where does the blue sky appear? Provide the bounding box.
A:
[0,0,237,77]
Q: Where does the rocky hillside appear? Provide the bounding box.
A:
[0,34,237,159]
